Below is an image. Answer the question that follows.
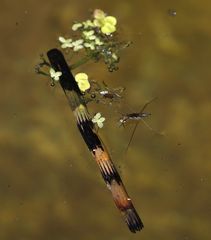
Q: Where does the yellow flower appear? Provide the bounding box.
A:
[101,16,117,34]
[93,9,117,35]
[75,73,90,92]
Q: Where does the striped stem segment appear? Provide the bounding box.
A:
[47,48,144,233]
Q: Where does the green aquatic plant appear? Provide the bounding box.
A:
[36,9,128,102]
[36,9,131,74]
[60,8,129,72]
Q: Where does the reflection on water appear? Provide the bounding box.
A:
[1,0,211,239]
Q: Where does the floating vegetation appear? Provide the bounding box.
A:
[35,8,128,101]
[35,9,158,233]
[92,112,106,128]
[58,8,131,72]
[46,48,143,233]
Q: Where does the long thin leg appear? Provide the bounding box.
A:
[125,121,140,153]
[139,97,158,114]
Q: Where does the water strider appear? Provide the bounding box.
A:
[119,97,158,152]
[119,112,151,126]
[85,80,125,105]
[99,81,125,100]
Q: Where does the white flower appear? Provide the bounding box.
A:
[74,45,84,51]
[58,37,73,48]
[49,68,62,81]
[84,42,95,50]
[83,30,94,36]
[72,23,82,31]
[95,37,104,46]
[73,39,84,45]
[83,30,96,41]
[83,20,95,28]
[92,112,105,128]
[88,35,96,40]
[72,39,84,51]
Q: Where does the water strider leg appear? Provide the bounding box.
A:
[138,97,158,114]
[125,121,140,153]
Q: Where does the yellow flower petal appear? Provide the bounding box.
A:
[75,73,90,92]
[105,16,117,25]
[78,81,90,92]
[75,73,88,82]
[101,23,116,34]
[93,19,102,27]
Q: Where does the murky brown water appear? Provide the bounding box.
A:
[1,0,211,239]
